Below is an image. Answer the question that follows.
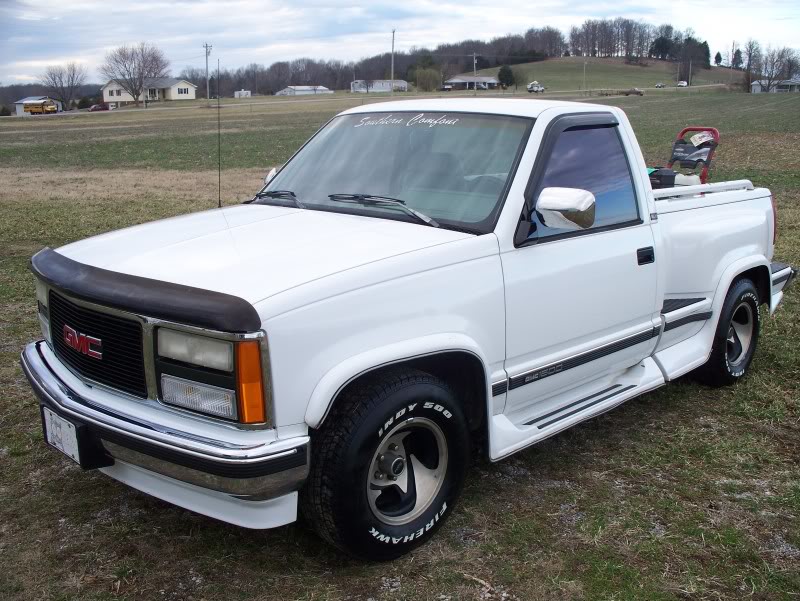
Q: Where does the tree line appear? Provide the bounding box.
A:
[171,18,757,95]
[2,15,799,113]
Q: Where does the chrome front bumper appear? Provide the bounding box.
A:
[21,341,309,501]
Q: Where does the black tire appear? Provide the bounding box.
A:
[301,367,469,560]
[695,278,760,387]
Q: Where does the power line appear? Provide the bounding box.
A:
[169,53,206,62]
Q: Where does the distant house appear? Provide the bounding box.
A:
[750,78,800,93]
[350,79,408,93]
[275,85,334,96]
[14,96,63,116]
[234,90,251,98]
[101,77,197,106]
[444,75,499,90]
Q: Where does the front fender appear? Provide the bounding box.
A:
[304,333,490,429]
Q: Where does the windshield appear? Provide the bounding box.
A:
[261,111,532,233]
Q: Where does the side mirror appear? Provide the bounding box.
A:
[264,167,278,185]
[536,187,596,230]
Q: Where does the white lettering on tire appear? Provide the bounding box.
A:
[423,402,452,419]
[377,400,450,436]
[368,502,449,544]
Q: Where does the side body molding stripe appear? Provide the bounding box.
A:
[491,380,508,397]
[661,297,705,314]
[507,327,659,391]
[663,311,713,332]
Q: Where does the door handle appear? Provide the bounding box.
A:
[637,247,655,265]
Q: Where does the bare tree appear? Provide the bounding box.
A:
[759,46,794,92]
[39,62,87,110]
[742,39,762,92]
[100,42,169,107]
[780,49,799,80]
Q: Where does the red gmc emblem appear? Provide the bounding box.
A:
[63,324,102,360]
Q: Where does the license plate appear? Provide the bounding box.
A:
[42,407,80,464]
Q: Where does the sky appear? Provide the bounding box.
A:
[1,0,798,84]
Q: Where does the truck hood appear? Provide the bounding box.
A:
[57,204,471,306]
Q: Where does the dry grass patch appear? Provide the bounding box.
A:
[0,167,265,205]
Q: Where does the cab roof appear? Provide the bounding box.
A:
[340,97,614,119]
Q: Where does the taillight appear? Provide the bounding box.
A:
[771,195,778,245]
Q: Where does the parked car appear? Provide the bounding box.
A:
[623,87,644,96]
[22,98,796,561]
[655,82,665,88]
[677,80,689,87]
[527,81,545,93]
[88,103,110,112]
[439,85,453,92]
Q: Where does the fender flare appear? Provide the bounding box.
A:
[699,255,770,350]
[304,333,491,429]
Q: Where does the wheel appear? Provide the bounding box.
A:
[695,278,760,387]
[301,367,469,560]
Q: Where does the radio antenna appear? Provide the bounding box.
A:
[217,58,222,208]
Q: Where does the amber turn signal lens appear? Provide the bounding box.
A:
[236,340,266,424]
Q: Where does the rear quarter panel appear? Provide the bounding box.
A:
[658,194,771,294]
[654,191,772,352]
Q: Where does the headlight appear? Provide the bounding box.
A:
[155,329,267,424]
[35,278,51,344]
[157,328,233,372]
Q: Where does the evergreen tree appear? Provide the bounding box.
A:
[498,65,515,87]
[714,51,722,66]
[732,49,743,69]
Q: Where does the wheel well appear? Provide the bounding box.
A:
[737,265,771,306]
[325,351,488,434]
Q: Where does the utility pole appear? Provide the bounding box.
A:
[689,57,692,87]
[473,51,477,95]
[729,41,736,85]
[390,29,395,96]
[203,42,212,103]
[676,59,680,89]
[583,60,587,94]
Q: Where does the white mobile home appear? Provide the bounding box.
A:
[444,75,499,90]
[350,79,408,93]
[275,85,333,96]
[750,78,800,93]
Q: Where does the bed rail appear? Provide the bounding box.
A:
[652,179,754,201]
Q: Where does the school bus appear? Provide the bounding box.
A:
[24,100,59,115]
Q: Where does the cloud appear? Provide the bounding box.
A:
[0,0,797,82]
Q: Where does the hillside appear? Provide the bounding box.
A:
[477,57,744,90]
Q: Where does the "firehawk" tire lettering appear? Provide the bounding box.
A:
[368,502,448,544]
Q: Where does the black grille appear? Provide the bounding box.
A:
[49,291,147,398]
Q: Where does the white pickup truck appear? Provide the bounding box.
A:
[22,99,795,560]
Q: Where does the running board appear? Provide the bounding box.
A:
[489,357,665,460]
[523,384,636,429]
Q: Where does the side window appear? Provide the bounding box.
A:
[532,125,639,239]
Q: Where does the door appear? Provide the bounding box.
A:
[501,114,659,418]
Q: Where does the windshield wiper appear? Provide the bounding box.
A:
[327,193,439,228]
[254,189,306,209]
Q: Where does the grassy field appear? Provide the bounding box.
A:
[478,57,743,90]
[0,90,798,601]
